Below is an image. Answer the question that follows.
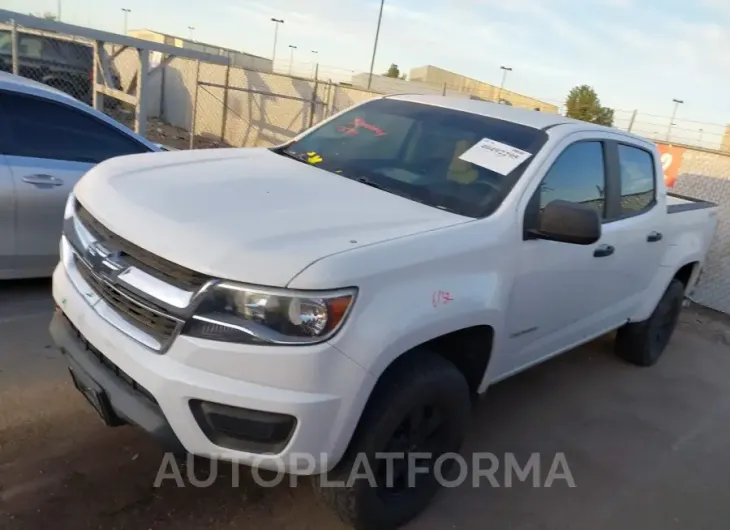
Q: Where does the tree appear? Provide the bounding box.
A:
[30,11,58,20]
[565,85,614,126]
[384,64,401,78]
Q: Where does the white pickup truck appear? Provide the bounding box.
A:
[50,95,717,529]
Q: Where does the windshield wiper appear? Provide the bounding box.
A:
[275,148,309,163]
[355,177,386,190]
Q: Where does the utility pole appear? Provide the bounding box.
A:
[666,98,683,142]
[497,65,512,102]
[271,18,284,67]
[57,0,62,21]
[311,50,318,78]
[121,8,131,35]
[367,0,385,89]
[288,45,297,75]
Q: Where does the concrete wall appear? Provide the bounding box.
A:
[123,56,382,148]
[670,146,730,314]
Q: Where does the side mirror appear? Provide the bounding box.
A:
[530,200,601,245]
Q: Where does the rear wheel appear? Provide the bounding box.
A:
[313,350,471,530]
[615,279,685,366]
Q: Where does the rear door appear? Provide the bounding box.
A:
[0,90,152,277]
[599,141,665,311]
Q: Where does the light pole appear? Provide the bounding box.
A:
[288,45,297,75]
[367,0,385,90]
[121,8,131,35]
[497,66,512,102]
[271,18,284,67]
[310,50,318,78]
[666,98,683,141]
[57,0,62,21]
[699,128,704,146]
[188,26,195,41]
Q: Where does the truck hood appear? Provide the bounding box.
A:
[74,148,467,286]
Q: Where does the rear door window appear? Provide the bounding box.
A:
[617,144,656,215]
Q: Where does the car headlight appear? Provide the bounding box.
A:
[183,282,357,345]
[64,193,75,219]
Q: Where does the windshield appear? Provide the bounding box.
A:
[278,99,548,218]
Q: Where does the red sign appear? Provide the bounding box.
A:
[655,143,685,188]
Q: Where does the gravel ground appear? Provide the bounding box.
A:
[2,279,730,529]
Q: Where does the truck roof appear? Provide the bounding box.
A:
[387,93,625,135]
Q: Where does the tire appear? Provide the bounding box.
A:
[615,279,685,367]
[313,350,471,530]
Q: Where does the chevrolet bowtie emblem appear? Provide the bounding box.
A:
[85,241,126,281]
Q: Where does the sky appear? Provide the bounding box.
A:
[7,0,730,147]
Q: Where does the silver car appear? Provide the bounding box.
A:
[0,72,160,279]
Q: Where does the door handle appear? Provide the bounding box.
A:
[21,174,64,187]
[593,244,615,258]
[647,231,663,242]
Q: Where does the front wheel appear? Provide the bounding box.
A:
[313,350,471,530]
[615,279,685,367]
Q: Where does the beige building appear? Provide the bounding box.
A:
[127,29,272,72]
[409,65,559,113]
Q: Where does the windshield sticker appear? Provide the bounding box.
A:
[336,117,387,137]
[306,152,323,164]
[458,138,532,175]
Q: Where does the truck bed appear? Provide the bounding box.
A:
[667,192,717,214]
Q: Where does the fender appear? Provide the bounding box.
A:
[331,273,504,382]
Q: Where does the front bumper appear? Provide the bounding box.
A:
[51,264,374,473]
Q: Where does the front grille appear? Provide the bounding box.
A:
[66,316,157,405]
[74,254,179,344]
[75,204,208,291]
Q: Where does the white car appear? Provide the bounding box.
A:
[50,95,717,529]
[0,72,159,279]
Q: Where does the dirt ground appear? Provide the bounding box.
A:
[108,106,231,150]
[2,280,730,530]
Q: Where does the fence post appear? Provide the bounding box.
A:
[220,62,231,144]
[189,60,201,150]
[10,20,19,75]
[135,48,150,136]
[308,63,320,129]
[92,40,105,111]
[627,109,637,132]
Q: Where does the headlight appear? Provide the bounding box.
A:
[64,193,75,219]
[183,282,357,345]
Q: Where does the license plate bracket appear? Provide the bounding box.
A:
[69,368,122,426]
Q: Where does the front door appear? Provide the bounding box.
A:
[500,138,631,377]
